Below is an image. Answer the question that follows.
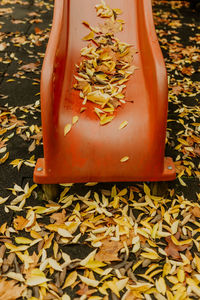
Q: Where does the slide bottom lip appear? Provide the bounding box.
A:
[34,157,176,184]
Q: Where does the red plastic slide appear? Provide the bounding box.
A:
[34,0,176,184]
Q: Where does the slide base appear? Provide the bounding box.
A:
[34,157,176,184]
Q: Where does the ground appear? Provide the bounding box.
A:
[0,0,200,299]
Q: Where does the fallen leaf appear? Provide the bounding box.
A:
[95,239,122,262]
[76,283,97,297]
[51,209,66,225]
[26,268,50,286]
[13,216,29,231]
[120,156,129,163]
[119,120,128,130]
[165,235,189,259]
[62,271,77,289]
[0,152,9,165]
[78,275,99,287]
[0,279,25,300]
[64,124,72,136]
[190,206,200,218]
[19,62,39,72]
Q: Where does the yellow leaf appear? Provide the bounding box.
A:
[45,224,59,232]
[116,278,129,291]
[151,223,159,239]
[195,254,200,273]
[171,235,192,246]
[64,123,72,136]
[163,211,171,225]
[44,233,54,249]
[127,282,153,292]
[120,156,129,163]
[144,184,151,196]
[26,269,50,286]
[132,242,140,253]
[85,182,98,186]
[79,275,99,287]
[145,264,159,276]
[166,291,174,300]
[140,252,160,260]
[72,116,79,125]
[87,91,110,105]
[5,242,29,252]
[149,269,163,278]
[167,276,179,284]
[96,74,108,83]
[84,259,106,269]
[106,280,120,297]
[82,31,94,41]
[0,222,7,234]
[0,197,9,205]
[25,184,37,198]
[6,271,25,282]
[155,277,166,295]
[80,250,97,266]
[10,159,23,166]
[177,138,189,146]
[48,258,63,271]
[178,177,187,186]
[119,121,128,130]
[0,152,9,164]
[117,189,128,197]
[113,8,122,15]
[15,237,33,244]
[30,230,41,239]
[110,196,119,209]
[191,285,200,297]
[163,262,171,277]
[100,115,114,125]
[171,220,179,235]
[191,123,200,126]
[147,240,157,248]
[136,228,149,238]
[132,260,143,272]
[53,241,59,258]
[177,267,185,283]
[62,271,77,289]
[58,228,73,238]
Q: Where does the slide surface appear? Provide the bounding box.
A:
[34,0,176,184]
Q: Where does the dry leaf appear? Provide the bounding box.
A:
[79,275,99,287]
[119,121,128,130]
[62,271,77,289]
[57,228,73,238]
[72,116,79,125]
[51,209,66,225]
[120,156,129,163]
[0,278,25,300]
[0,152,9,165]
[64,124,72,136]
[26,268,50,286]
[95,239,122,262]
[190,206,200,218]
[19,62,39,72]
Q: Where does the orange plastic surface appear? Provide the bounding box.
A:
[34,0,176,184]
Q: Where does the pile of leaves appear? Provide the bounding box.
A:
[73,0,136,126]
[1,183,200,299]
